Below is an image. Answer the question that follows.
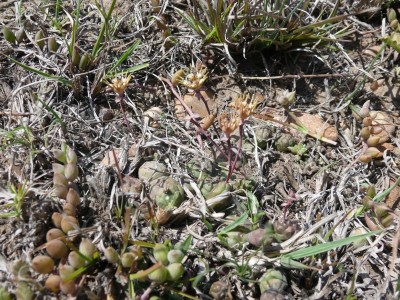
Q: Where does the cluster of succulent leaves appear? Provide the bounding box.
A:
[361,185,395,230]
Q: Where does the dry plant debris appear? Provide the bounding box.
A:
[1,1,400,299]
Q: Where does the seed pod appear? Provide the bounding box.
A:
[47,239,68,259]
[66,188,80,207]
[65,163,78,181]
[171,69,185,85]
[47,36,58,52]
[52,212,63,228]
[167,249,184,264]
[166,263,184,281]
[360,127,370,140]
[31,255,54,274]
[79,53,91,71]
[104,247,119,264]
[59,264,75,281]
[391,19,399,30]
[68,251,85,269]
[54,184,68,199]
[366,136,380,147]
[79,238,96,258]
[61,215,79,233]
[121,252,135,268]
[15,27,26,43]
[63,203,76,216]
[71,47,80,67]
[2,26,16,44]
[148,265,168,283]
[153,244,169,265]
[363,117,373,127]
[35,30,45,49]
[45,274,61,292]
[46,228,65,241]
[60,280,76,295]
[54,173,68,187]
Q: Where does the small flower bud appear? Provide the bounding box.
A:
[167,249,184,264]
[121,252,135,268]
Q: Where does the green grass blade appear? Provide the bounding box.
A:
[218,212,248,235]
[282,230,382,261]
[103,62,149,80]
[4,56,71,87]
[373,176,400,203]
[108,40,141,74]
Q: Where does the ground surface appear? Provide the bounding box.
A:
[1,0,400,299]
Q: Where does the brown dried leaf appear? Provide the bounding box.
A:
[293,113,338,141]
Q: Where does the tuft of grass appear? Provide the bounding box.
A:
[177,0,348,53]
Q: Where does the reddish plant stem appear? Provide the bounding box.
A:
[226,122,244,182]
[161,77,228,159]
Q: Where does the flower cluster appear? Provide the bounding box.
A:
[106,74,131,96]
[229,93,259,120]
[171,61,208,90]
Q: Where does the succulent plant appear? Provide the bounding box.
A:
[61,215,80,233]
[47,37,58,52]
[60,280,76,295]
[259,269,288,293]
[35,30,45,49]
[138,161,167,182]
[121,252,135,268]
[166,263,184,281]
[59,264,75,281]
[153,244,169,265]
[31,255,54,274]
[46,228,65,241]
[79,238,96,259]
[45,274,61,293]
[104,247,119,264]
[275,134,295,152]
[148,265,168,283]
[260,289,285,300]
[65,163,79,181]
[209,280,231,300]
[52,212,63,228]
[167,249,184,264]
[68,251,85,269]
[245,224,275,249]
[15,27,26,43]
[203,182,231,200]
[273,219,300,241]
[46,239,69,259]
[150,177,184,211]
[2,26,16,44]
